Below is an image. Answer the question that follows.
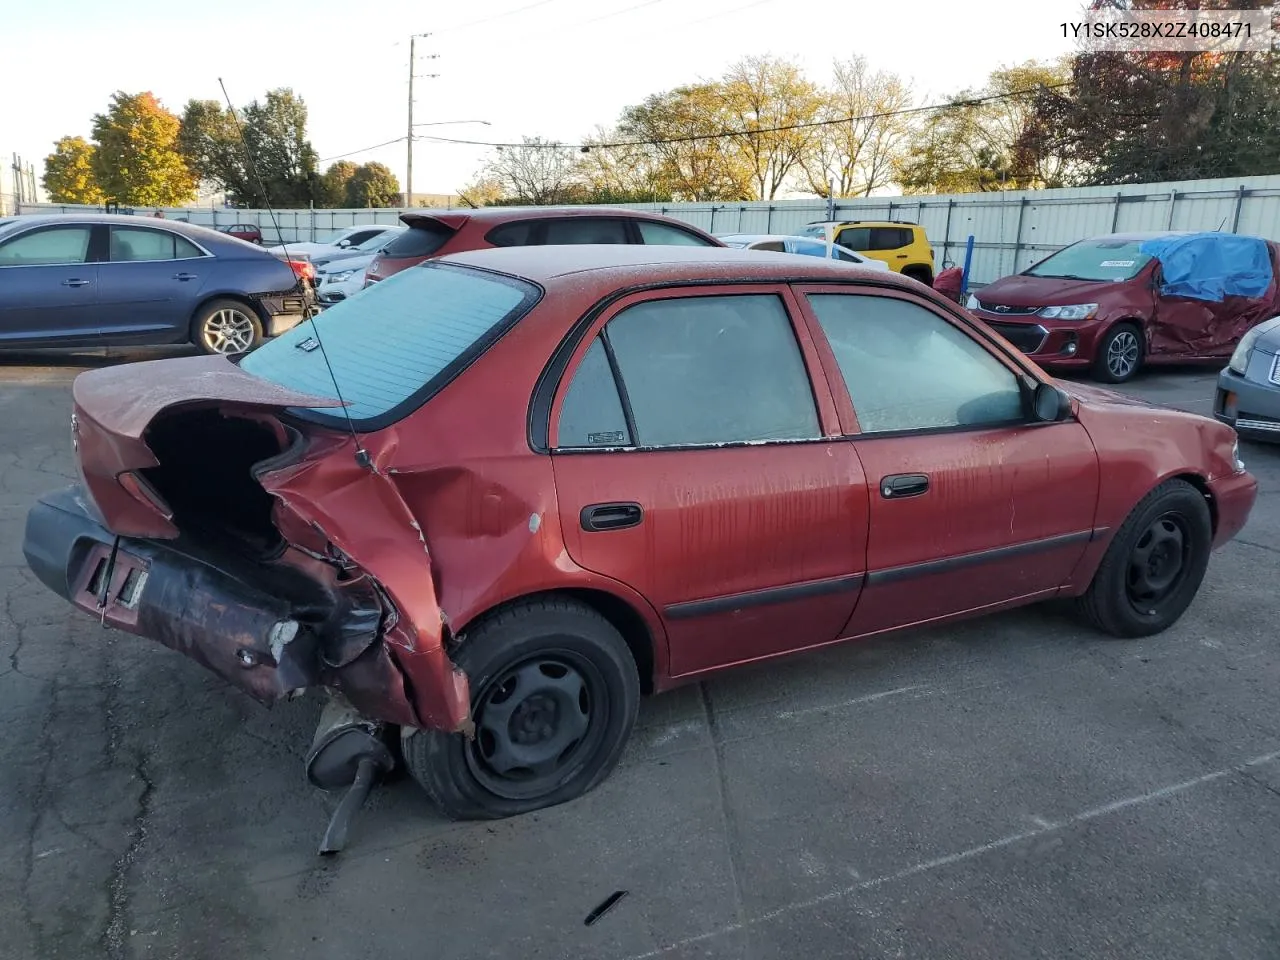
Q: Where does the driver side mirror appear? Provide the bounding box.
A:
[1032,382,1072,422]
[336,239,352,248]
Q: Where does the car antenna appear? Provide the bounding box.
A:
[217,78,372,471]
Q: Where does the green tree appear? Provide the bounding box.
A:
[42,136,104,203]
[91,91,196,205]
[318,160,358,207]
[178,99,250,200]
[345,162,401,207]
[240,88,320,206]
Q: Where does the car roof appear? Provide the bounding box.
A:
[437,243,914,290]
[719,234,828,244]
[0,212,231,242]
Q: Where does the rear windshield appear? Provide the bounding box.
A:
[239,263,540,429]
[382,222,455,259]
[1024,238,1153,282]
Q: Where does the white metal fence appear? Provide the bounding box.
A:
[20,174,1280,286]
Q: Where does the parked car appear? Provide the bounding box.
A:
[310,226,407,272]
[718,233,890,270]
[1215,315,1280,442]
[0,214,314,355]
[23,246,1256,824]
[968,231,1280,383]
[799,220,935,284]
[314,251,379,307]
[218,223,263,244]
[363,207,723,286]
[267,224,400,261]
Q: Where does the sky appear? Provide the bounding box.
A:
[2,0,1086,201]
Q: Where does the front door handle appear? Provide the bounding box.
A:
[880,474,929,499]
[61,278,90,287]
[581,502,643,532]
[172,272,198,281]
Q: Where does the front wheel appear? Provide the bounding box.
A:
[1075,478,1212,638]
[1093,322,1144,383]
[193,298,263,356]
[401,598,640,820]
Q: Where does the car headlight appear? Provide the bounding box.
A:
[1228,315,1280,375]
[1037,303,1098,320]
[323,270,356,283]
[965,294,980,309]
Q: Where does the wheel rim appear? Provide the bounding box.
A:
[202,308,256,354]
[1107,330,1140,378]
[1125,512,1192,612]
[466,651,607,801]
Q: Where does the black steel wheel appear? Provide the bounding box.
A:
[401,598,640,820]
[1093,322,1144,383]
[1077,478,1212,637]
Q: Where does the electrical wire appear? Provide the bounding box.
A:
[319,137,408,163]
[409,82,1074,152]
[434,0,564,34]
[581,0,671,26]
[674,0,783,28]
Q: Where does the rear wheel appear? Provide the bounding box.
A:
[401,598,640,820]
[1093,322,1144,383]
[193,298,263,356]
[1076,479,1212,638]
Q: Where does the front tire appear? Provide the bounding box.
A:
[1093,322,1144,383]
[193,298,263,356]
[402,598,640,820]
[1076,478,1212,638]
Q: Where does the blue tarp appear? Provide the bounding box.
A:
[1139,232,1274,303]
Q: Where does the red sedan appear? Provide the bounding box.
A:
[24,246,1257,823]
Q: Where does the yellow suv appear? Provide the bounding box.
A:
[800,220,935,285]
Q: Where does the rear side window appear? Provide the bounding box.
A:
[382,223,455,259]
[559,294,820,448]
[543,218,629,244]
[108,227,202,261]
[635,221,715,246]
[486,221,539,247]
[239,263,539,427]
[0,226,93,265]
[558,339,631,447]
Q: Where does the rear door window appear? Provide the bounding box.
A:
[108,227,190,261]
[239,263,539,427]
[557,293,820,448]
[381,222,455,259]
[542,218,630,245]
[0,225,93,265]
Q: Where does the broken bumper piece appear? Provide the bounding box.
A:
[22,484,421,726]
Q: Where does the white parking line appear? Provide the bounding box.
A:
[616,746,1280,960]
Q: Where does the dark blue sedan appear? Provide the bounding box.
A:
[0,214,313,355]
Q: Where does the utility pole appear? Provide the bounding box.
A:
[406,33,439,209]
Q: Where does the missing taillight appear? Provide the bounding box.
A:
[119,471,173,519]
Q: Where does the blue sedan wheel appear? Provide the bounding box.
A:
[194,299,263,356]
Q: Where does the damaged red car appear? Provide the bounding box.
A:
[24,246,1257,824]
[967,231,1280,383]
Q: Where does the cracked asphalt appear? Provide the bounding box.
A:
[3,351,1280,960]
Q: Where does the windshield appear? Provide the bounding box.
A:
[1024,238,1154,281]
[353,230,397,252]
[239,263,540,428]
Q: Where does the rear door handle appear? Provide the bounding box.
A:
[581,502,643,532]
[895,253,909,258]
[61,278,90,287]
[172,272,198,281]
[880,474,929,499]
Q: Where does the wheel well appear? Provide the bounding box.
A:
[1171,472,1217,537]
[902,264,933,285]
[459,589,657,695]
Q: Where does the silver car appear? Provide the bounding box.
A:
[1215,316,1280,442]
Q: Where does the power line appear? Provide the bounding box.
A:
[435,0,564,33]
[319,137,407,163]
[581,0,671,26]
[675,0,783,27]
[411,82,1075,152]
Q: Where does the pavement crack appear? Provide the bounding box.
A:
[1234,538,1280,556]
[699,682,752,959]
[102,753,154,960]
[20,675,61,958]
